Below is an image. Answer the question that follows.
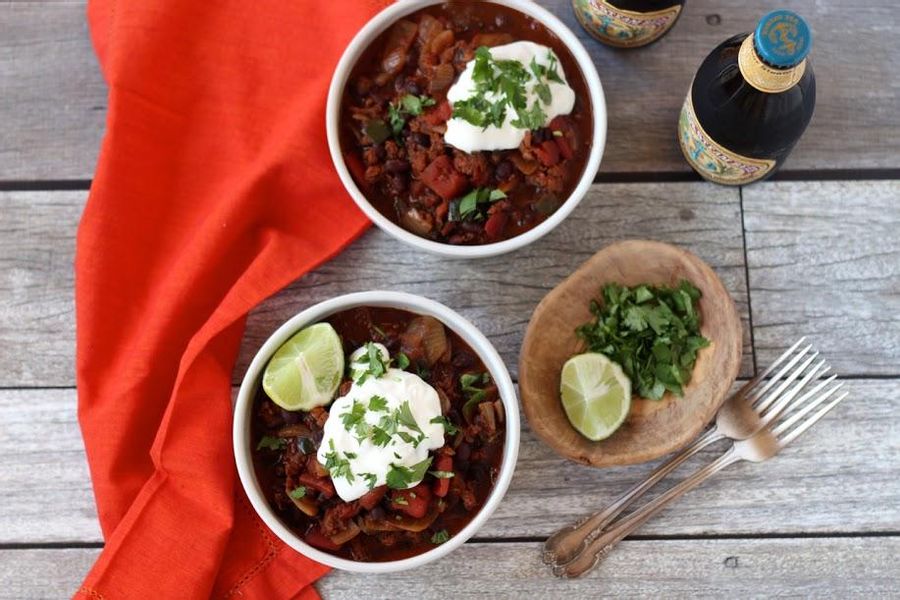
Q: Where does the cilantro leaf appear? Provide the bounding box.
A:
[385,457,433,489]
[430,415,459,436]
[361,472,378,490]
[395,352,410,370]
[368,395,389,412]
[576,280,709,400]
[256,436,286,451]
[289,486,307,499]
[430,529,451,544]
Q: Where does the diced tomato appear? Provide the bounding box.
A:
[359,486,388,510]
[424,100,453,126]
[420,155,468,201]
[344,152,367,186]
[389,483,432,519]
[534,140,561,167]
[305,527,342,551]
[483,211,509,241]
[549,116,577,160]
[432,454,453,498]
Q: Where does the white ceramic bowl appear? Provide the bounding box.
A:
[234,291,520,573]
[326,0,607,258]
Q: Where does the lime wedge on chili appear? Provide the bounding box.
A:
[262,323,344,411]
[560,353,632,441]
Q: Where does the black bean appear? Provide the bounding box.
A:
[384,159,411,173]
[405,80,422,96]
[410,132,431,148]
[494,160,514,181]
[373,145,387,160]
[532,128,549,143]
[388,174,408,193]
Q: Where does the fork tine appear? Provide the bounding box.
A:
[748,344,814,407]
[758,362,831,427]
[754,351,819,412]
[772,381,845,438]
[776,390,848,447]
[733,338,808,400]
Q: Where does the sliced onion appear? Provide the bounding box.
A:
[275,423,311,438]
[403,316,449,366]
[437,388,452,415]
[380,19,418,78]
[429,30,455,55]
[510,153,539,175]
[478,401,497,436]
[388,505,440,532]
[429,63,456,94]
[290,495,319,517]
[329,520,362,546]
[493,399,505,424]
[357,515,401,535]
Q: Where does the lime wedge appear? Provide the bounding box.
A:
[262,323,344,411]
[560,353,632,441]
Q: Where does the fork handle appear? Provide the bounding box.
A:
[542,428,723,566]
[553,447,741,578]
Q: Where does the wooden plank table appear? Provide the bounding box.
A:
[1,0,898,598]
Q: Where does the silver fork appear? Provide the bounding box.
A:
[543,338,830,566]
[552,368,847,578]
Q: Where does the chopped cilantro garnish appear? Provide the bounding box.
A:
[395,352,410,370]
[461,372,491,421]
[452,46,561,132]
[449,187,507,222]
[430,415,459,436]
[289,486,307,499]
[354,342,389,384]
[256,435,286,451]
[368,395,389,412]
[340,400,367,432]
[388,94,436,136]
[577,280,710,400]
[430,529,451,544]
[397,400,424,437]
[323,439,355,483]
[385,457,433,489]
[361,472,378,490]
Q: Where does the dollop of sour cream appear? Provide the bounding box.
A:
[444,41,576,153]
[317,344,445,502]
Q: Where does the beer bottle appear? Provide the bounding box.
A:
[679,10,816,185]
[572,0,685,48]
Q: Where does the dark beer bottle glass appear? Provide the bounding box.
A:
[679,10,816,185]
[572,0,685,48]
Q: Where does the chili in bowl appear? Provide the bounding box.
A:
[327,0,606,258]
[233,291,520,572]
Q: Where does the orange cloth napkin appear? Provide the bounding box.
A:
[76,0,388,597]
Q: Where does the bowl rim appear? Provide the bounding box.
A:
[233,291,520,573]
[326,0,607,259]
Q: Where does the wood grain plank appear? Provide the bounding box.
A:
[0,183,751,388]
[239,181,753,382]
[1,1,897,180]
[0,192,81,387]
[2,380,896,544]
[0,3,106,180]
[3,538,898,599]
[744,180,900,375]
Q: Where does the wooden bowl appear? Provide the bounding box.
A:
[519,240,742,467]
